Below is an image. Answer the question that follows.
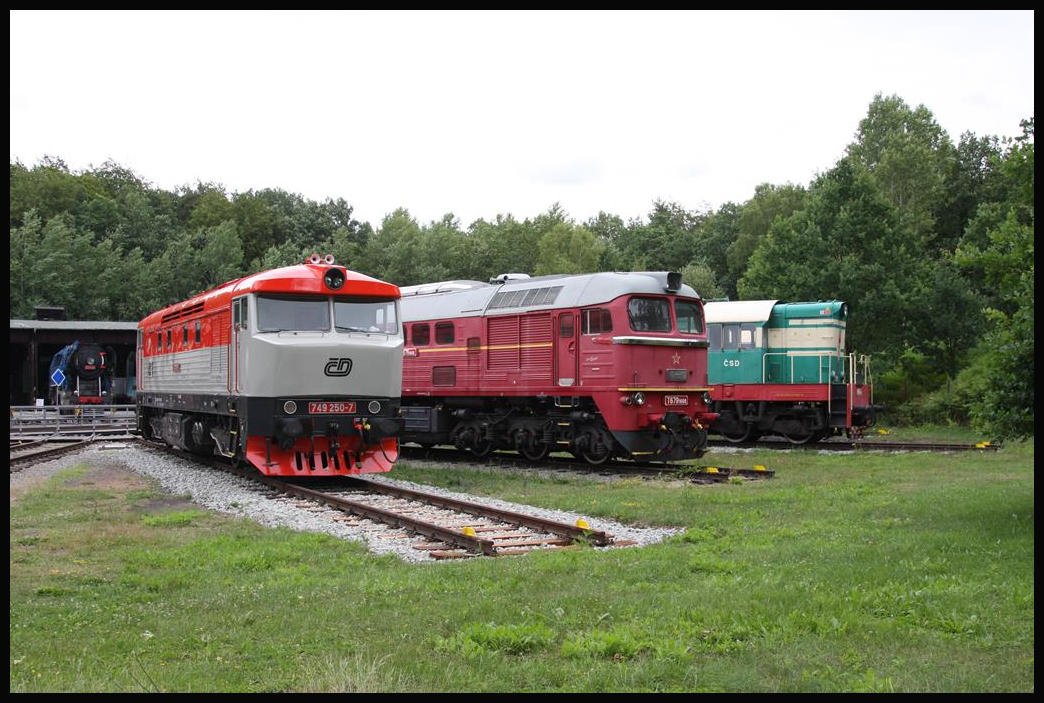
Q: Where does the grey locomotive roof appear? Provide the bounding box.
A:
[400,272,700,322]
[10,319,140,331]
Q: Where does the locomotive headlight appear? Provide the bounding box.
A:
[283,400,297,414]
[367,400,382,414]
[702,392,712,406]
[632,392,646,407]
[324,268,345,290]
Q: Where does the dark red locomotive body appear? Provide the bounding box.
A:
[399,272,717,464]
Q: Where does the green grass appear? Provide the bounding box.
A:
[9,436,1034,692]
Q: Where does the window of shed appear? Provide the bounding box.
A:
[435,322,455,344]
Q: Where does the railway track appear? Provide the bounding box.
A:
[144,441,622,559]
[399,444,776,482]
[9,438,95,471]
[708,438,1000,452]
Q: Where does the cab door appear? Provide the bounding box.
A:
[230,296,249,394]
[555,312,577,387]
[717,323,762,383]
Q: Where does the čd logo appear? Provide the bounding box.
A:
[324,358,353,376]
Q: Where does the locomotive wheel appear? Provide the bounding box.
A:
[580,444,612,465]
[468,439,494,459]
[782,427,817,445]
[720,423,754,443]
[519,440,551,462]
[578,430,613,466]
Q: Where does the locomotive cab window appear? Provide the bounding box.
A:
[708,324,722,351]
[335,298,398,334]
[182,325,188,346]
[412,323,430,346]
[435,322,454,344]
[559,313,574,338]
[257,296,330,332]
[195,321,201,344]
[166,329,172,349]
[675,300,704,334]
[722,324,740,350]
[581,308,612,334]
[740,324,757,350]
[628,297,671,332]
[156,332,162,351]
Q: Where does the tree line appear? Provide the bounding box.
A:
[9,94,1033,439]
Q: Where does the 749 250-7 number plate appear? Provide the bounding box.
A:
[308,401,357,414]
[663,395,689,406]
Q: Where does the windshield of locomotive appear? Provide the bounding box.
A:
[675,299,705,334]
[334,298,398,334]
[628,296,672,332]
[256,296,331,332]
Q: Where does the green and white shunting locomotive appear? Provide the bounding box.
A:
[704,300,875,444]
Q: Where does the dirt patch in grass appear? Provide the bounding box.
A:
[63,461,141,490]
[10,451,148,506]
[132,495,197,513]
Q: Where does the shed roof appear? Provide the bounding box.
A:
[10,319,140,331]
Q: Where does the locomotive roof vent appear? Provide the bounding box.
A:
[490,273,531,285]
[666,271,682,292]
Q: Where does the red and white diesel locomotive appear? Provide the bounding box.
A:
[136,255,404,476]
[398,271,718,464]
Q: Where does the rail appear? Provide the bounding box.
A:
[9,404,137,436]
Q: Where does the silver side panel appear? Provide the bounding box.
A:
[241,332,403,398]
[143,348,227,394]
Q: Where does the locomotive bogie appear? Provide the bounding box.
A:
[137,260,404,476]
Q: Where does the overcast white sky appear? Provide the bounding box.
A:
[9,10,1035,229]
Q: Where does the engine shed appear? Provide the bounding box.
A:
[9,311,139,406]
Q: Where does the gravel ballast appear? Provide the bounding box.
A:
[11,444,683,563]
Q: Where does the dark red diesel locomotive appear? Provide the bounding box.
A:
[398,271,717,464]
[137,255,404,476]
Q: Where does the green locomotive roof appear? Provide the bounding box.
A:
[770,301,848,322]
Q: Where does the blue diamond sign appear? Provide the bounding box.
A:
[50,368,66,387]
